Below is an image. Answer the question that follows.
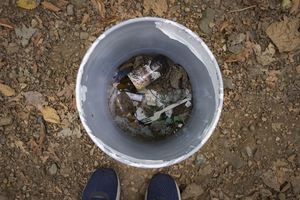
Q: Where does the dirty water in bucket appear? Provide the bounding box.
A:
[108,54,194,142]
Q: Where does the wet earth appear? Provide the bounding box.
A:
[0,0,300,199]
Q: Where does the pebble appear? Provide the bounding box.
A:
[241,127,248,132]
[254,150,261,162]
[58,29,65,37]
[49,163,58,175]
[74,32,80,37]
[249,125,255,131]
[67,4,74,16]
[195,154,206,165]
[31,19,38,28]
[7,43,19,55]
[0,116,13,126]
[88,36,97,42]
[94,160,99,167]
[64,188,69,195]
[184,7,190,12]
[80,32,89,40]
[246,146,252,157]
[1,138,6,143]
[184,0,189,3]
[181,183,204,199]
[262,117,267,121]
[198,8,215,34]
[278,193,286,200]
[256,139,262,145]
[225,151,246,169]
[223,79,234,89]
[254,169,262,176]
[74,24,80,31]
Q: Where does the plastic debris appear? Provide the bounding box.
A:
[185,101,192,107]
[144,89,157,106]
[125,91,143,102]
[166,117,172,124]
[135,107,146,121]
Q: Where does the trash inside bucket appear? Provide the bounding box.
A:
[76,17,223,168]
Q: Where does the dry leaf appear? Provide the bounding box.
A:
[24,91,46,108]
[262,170,281,192]
[39,121,46,146]
[8,92,23,102]
[48,143,60,162]
[41,1,61,12]
[43,106,60,124]
[40,151,50,163]
[225,49,249,62]
[80,14,90,26]
[0,83,15,96]
[0,18,17,29]
[144,0,168,17]
[118,0,124,4]
[266,16,300,52]
[290,0,300,14]
[33,146,42,156]
[99,15,119,24]
[35,15,43,29]
[209,23,215,28]
[135,10,143,17]
[57,83,75,97]
[296,65,300,74]
[91,0,106,18]
[265,75,278,87]
[219,18,233,33]
[56,0,69,8]
[32,62,37,74]
[17,0,40,10]
[61,118,71,128]
[110,3,118,14]
[281,0,291,7]
[253,43,276,66]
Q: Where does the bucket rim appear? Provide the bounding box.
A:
[76,17,224,168]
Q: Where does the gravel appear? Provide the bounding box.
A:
[49,163,58,175]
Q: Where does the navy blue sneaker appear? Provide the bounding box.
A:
[146,173,181,200]
[81,168,120,200]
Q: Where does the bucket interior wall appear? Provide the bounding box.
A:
[77,18,223,167]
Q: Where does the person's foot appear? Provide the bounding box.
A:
[146,173,181,200]
[81,167,120,200]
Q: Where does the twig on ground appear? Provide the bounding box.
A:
[228,5,256,13]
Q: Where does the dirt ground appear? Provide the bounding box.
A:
[1,0,300,199]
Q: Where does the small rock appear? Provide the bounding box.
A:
[184,0,189,3]
[74,32,80,37]
[262,170,281,192]
[31,19,38,28]
[249,125,255,131]
[88,36,97,42]
[70,0,86,7]
[181,183,204,199]
[64,188,69,195]
[94,160,99,167]
[15,27,37,47]
[277,193,286,200]
[256,139,262,145]
[80,32,89,40]
[195,154,206,164]
[74,24,80,31]
[0,116,13,126]
[58,29,65,37]
[7,43,19,54]
[227,33,246,54]
[0,138,6,143]
[262,117,267,121]
[55,20,65,29]
[246,146,252,157]
[184,7,190,12]
[254,169,262,176]
[199,8,215,34]
[223,79,234,89]
[225,151,246,169]
[49,163,58,175]
[293,182,300,194]
[254,150,261,162]
[203,164,212,174]
[67,4,74,16]
[260,189,272,197]
[170,5,180,14]
[129,122,140,130]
